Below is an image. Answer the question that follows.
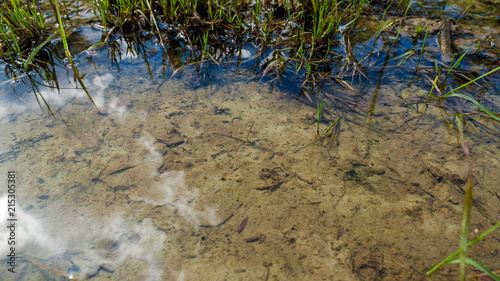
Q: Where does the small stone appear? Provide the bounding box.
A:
[100,263,115,273]
[86,266,99,279]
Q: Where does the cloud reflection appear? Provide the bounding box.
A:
[0,73,131,121]
[0,133,218,280]
[0,193,167,280]
[0,195,60,256]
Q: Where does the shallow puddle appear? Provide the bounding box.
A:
[1,1,500,281]
[0,62,499,280]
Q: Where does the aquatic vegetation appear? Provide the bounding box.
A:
[87,0,367,77]
[0,0,53,68]
[0,0,389,101]
[259,49,289,83]
[426,117,500,281]
[316,100,324,135]
[308,100,341,149]
[422,56,500,281]
[426,64,500,122]
[427,220,500,280]
[51,0,97,113]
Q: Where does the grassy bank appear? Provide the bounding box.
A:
[0,0,367,75]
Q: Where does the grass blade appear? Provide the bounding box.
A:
[316,100,324,135]
[427,222,500,276]
[459,160,473,280]
[442,65,500,97]
[51,0,100,112]
[446,93,500,122]
[23,31,60,70]
[448,258,500,281]
[448,48,470,75]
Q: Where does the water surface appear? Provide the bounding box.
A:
[0,1,500,280]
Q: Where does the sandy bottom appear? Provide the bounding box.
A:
[0,63,499,281]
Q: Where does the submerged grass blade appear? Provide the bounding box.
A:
[459,136,473,280]
[320,116,341,137]
[317,100,324,135]
[456,114,473,281]
[427,117,495,280]
[307,116,341,148]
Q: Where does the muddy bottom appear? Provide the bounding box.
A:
[0,62,499,281]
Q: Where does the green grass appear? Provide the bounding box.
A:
[426,171,500,280]
[425,63,500,279]
[87,0,367,73]
[421,48,500,278]
[0,0,101,115]
[427,65,500,122]
[0,0,50,67]
[51,0,98,114]
[0,0,368,89]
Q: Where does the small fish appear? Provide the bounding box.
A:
[245,236,260,243]
[236,216,249,233]
[337,225,344,239]
[245,234,266,243]
[108,165,138,176]
[155,138,184,147]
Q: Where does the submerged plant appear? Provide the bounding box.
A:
[316,100,324,135]
[422,37,500,122]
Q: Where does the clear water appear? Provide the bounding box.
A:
[0,1,500,281]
